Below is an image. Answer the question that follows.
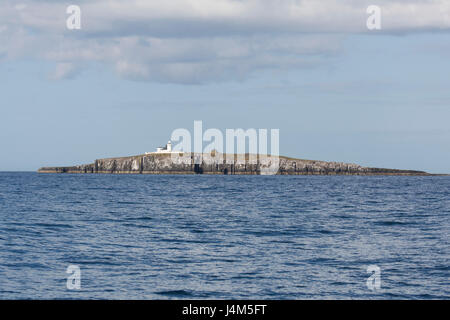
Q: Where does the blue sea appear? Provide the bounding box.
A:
[0,172,448,299]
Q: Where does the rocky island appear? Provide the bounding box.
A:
[38,152,432,176]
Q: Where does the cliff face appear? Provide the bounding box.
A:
[38,153,430,176]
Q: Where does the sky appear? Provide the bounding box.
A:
[1,0,450,173]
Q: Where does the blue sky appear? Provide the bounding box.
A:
[1,1,450,173]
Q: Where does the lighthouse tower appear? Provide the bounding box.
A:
[145,140,174,154]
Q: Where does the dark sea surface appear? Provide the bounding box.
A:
[0,172,448,299]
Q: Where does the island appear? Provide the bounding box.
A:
[38,151,432,176]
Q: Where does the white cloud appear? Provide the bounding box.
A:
[1,0,449,83]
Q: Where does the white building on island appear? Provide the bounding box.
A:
[146,141,177,154]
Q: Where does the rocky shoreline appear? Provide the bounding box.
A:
[38,153,433,176]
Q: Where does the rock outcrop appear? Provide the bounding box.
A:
[38,152,431,176]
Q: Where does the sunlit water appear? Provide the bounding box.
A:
[0,172,448,299]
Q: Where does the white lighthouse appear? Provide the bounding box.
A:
[146,141,174,154]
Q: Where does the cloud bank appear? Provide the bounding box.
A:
[1,0,449,83]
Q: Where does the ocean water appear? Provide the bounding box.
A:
[0,172,448,300]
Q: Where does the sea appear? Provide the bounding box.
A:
[0,172,448,299]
